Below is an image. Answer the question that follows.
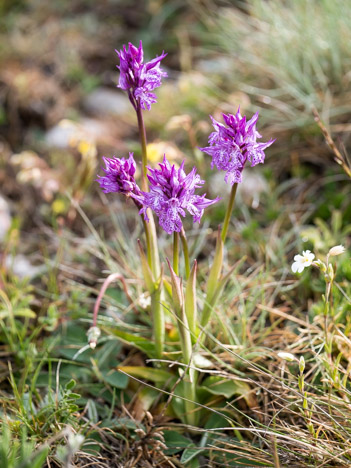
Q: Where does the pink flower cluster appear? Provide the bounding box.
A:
[200,108,275,185]
[97,154,219,234]
[116,40,167,111]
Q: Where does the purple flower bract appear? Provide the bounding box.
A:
[200,108,275,185]
[116,40,167,111]
[96,153,141,197]
[140,156,220,234]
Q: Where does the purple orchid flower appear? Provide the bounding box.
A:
[116,40,167,111]
[139,155,220,234]
[200,108,275,185]
[96,153,141,198]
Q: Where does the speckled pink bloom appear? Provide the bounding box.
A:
[200,108,275,185]
[116,40,167,111]
[139,156,220,234]
[96,153,141,198]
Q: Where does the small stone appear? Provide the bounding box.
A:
[0,196,11,242]
[45,118,115,149]
[5,254,42,278]
[45,121,77,148]
[210,170,268,208]
[238,171,268,208]
[83,87,130,117]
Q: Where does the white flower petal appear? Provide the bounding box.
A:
[297,264,305,273]
[294,254,303,262]
[306,252,315,262]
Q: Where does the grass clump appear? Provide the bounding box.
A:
[207,0,351,130]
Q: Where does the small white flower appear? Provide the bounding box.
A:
[68,433,85,452]
[291,250,315,273]
[139,293,151,309]
[277,352,296,362]
[328,245,345,257]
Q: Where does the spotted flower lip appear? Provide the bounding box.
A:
[96,153,141,197]
[116,40,167,111]
[200,108,275,185]
[139,156,221,234]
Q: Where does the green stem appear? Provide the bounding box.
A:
[136,106,148,191]
[135,105,163,356]
[184,373,197,426]
[152,283,164,360]
[173,232,179,276]
[221,183,238,243]
[142,218,152,267]
[148,212,161,279]
[180,228,190,279]
[135,105,160,278]
[179,315,197,426]
[324,281,332,352]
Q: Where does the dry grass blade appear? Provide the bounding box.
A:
[313,107,351,178]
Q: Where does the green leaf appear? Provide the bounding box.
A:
[101,369,129,389]
[166,258,184,315]
[96,340,122,369]
[163,430,192,455]
[30,447,50,468]
[118,366,175,386]
[65,379,76,390]
[82,432,102,455]
[101,417,143,431]
[86,399,99,424]
[206,228,223,303]
[185,457,200,468]
[108,328,155,358]
[0,308,36,319]
[204,412,229,429]
[181,446,204,464]
[202,376,251,399]
[185,260,197,338]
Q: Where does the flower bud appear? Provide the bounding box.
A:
[299,356,305,373]
[87,326,101,349]
[328,245,345,257]
[314,259,326,272]
[327,263,334,281]
[277,352,296,362]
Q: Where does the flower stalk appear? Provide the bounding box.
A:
[221,182,238,243]
[135,106,163,356]
[136,106,148,191]
[180,228,190,279]
[152,272,164,360]
[173,231,179,276]
[167,259,197,426]
[201,228,223,328]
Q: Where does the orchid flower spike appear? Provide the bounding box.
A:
[200,108,275,185]
[116,40,167,111]
[139,155,220,234]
